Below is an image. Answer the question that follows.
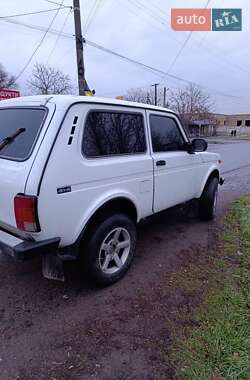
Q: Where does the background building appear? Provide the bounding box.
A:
[188,113,250,136]
[188,118,218,137]
[214,113,250,134]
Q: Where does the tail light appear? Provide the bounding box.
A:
[14,195,40,232]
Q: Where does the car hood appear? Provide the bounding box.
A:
[201,151,220,163]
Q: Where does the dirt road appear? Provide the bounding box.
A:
[0,161,249,379]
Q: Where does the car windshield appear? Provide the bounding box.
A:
[0,107,46,160]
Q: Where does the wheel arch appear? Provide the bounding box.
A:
[199,168,220,197]
[78,196,138,248]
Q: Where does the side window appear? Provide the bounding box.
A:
[82,111,146,157]
[150,114,185,152]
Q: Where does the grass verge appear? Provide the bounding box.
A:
[170,195,250,380]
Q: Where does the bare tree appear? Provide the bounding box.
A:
[124,86,170,107]
[28,63,73,95]
[169,83,214,127]
[124,87,155,105]
[0,63,16,90]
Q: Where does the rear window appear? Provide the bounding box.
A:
[82,111,146,157]
[0,107,46,160]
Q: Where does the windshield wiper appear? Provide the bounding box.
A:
[0,128,26,151]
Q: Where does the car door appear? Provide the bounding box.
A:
[147,111,203,213]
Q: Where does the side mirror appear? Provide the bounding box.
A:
[188,138,208,153]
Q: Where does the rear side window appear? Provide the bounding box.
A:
[82,111,146,157]
[0,107,46,160]
[150,114,185,152]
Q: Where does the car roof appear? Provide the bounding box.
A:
[0,94,175,114]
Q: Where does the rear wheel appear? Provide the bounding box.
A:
[198,177,219,221]
[83,213,136,286]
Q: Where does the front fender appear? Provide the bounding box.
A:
[198,165,220,198]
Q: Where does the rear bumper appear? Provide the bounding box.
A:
[0,235,60,261]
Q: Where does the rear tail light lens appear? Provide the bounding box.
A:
[14,195,40,232]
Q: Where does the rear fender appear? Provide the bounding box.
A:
[75,189,139,240]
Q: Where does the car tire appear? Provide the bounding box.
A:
[83,213,137,286]
[198,177,219,221]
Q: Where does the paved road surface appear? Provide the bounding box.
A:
[0,141,249,379]
[208,140,250,174]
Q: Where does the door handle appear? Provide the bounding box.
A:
[156,160,166,166]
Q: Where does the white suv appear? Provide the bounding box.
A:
[0,95,223,285]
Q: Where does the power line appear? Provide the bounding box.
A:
[83,0,98,34]
[125,0,250,81]
[83,0,102,35]
[166,33,193,76]
[144,1,167,18]
[195,37,250,76]
[163,0,212,78]
[120,0,165,34]
[43,0,70,7]
[128,0,166,24]
[1,17,73,38]
[1,11,248,99]
[85,40,241,99]
[0,7,68,19]
[132,0,166,23]
[120,0,181,46]
[0,13,153,67]
[120,0,250,80]
[126,0,166,28]
[4,6,250,83]
[127,0,250,80]
[124,0,167,20]
[14,4,64,82]
[46,7,72,64]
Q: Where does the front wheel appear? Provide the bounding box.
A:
[198,177,219,221]
[83,214,137,286]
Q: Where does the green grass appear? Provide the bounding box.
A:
[170,195,250,380]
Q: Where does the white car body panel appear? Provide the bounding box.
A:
[145,110,212,212]
[0,95,221,250]
[0,99,55,228]
[38,103,153,246]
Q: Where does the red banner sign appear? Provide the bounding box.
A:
[0,89,20,100]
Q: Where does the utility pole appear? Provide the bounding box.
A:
[146,92,150,104]
[163,86,166,108]
[73,0,86,95]
[151,83,159,106]
[163,87,169,108]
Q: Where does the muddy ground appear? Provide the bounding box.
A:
[0,165,250,380]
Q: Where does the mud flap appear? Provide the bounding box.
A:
[42,252,65,282]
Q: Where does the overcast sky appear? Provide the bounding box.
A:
[0,0,249,114]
